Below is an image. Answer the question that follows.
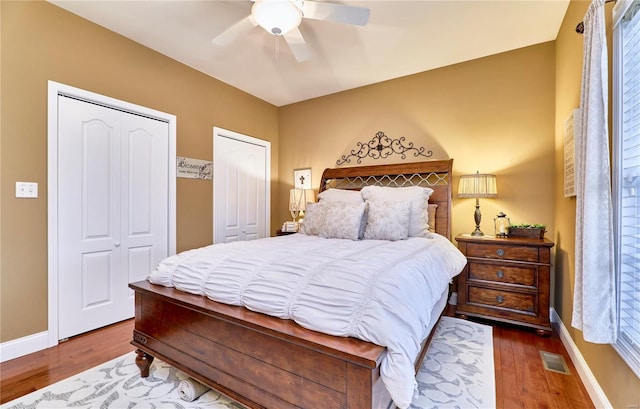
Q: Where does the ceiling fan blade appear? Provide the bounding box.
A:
[302,1,370,26]
[212,15,257,46]
[283,28,311,62]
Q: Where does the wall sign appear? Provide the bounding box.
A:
[177,156,212,180]
[563,109,580,198]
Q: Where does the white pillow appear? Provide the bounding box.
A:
[364,201,411,241]
[319,202,367,240]
[317,188,364,203]
[298,202,325,236]
[360,186,434,238]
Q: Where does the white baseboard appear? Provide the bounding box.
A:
[550,308,612,409]
[0,331,50,363]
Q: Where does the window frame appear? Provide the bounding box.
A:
[612,0,640,378]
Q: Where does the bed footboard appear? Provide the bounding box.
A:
[130,280,394,409]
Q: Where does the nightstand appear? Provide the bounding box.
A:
[275,229,297,236]
[455,234,555,335]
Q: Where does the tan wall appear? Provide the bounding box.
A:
[554,1,640,407]
[3,2,637,405]
[0,1,279,342]
[279,42,556,245]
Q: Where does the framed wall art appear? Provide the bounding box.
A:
[293,168,312,189]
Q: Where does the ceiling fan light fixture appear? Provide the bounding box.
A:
[252,0,302,36]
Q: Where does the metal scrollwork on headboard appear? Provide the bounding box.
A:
[336,131,433,166]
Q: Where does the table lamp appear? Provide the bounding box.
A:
[458,171,497,236]
[289,188,315,222]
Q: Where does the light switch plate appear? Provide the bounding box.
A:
[16,182,38,198]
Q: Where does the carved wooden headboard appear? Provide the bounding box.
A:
[319,160,453,240]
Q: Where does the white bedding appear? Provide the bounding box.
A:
[148,233,467,409]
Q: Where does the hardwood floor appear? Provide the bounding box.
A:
[0,317,595,408]
[0,319,135,404]
[493,323,594,409]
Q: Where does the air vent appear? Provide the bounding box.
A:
[539,351,571,375]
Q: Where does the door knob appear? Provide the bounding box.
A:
[114,242,120,247]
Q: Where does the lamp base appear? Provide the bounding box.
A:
[470,228,485,237]
[471,200,484,236]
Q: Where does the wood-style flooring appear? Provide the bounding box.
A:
[0,316,595,408]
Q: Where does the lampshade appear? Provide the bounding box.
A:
[458,171,497,236]
[289,188,315,212]
[252,0,302,36]
[457,172,498,198]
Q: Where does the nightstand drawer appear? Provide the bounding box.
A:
[468,287,536,314]
[466,243,539,262]
[468,262,536,286]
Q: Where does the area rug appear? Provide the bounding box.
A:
[2,317,494,409]
[412,316,495,409]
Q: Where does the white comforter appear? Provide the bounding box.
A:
[148,233,467,408]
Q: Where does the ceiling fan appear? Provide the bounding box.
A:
[212,0,370,62]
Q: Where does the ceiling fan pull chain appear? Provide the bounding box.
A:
[275,36,280,60]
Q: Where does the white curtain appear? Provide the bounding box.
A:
[572,0,617,344]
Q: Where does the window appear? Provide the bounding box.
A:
[613,0,640,378]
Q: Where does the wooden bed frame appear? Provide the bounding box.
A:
[130,159,454,409]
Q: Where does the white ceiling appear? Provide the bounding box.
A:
[49,0,570,107]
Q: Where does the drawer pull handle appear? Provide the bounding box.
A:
[496,295,505,303]
[496,270,504,278]
[496,249,505,256]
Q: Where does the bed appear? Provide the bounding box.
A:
[130,159,464,409]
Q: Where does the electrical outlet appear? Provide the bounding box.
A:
[15,182,38,198]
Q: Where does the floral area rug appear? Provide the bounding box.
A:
[2,317,494,409]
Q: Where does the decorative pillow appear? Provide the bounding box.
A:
[363,201,411,241]
[319,202,367,240]
[317,188,364,203]
[298,202,326,236]
[427,203,438,233]
[360,186,434,237]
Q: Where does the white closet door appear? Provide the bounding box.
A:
[120,113,169,294]
[57,96,169,339]
[214,129,269,244]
